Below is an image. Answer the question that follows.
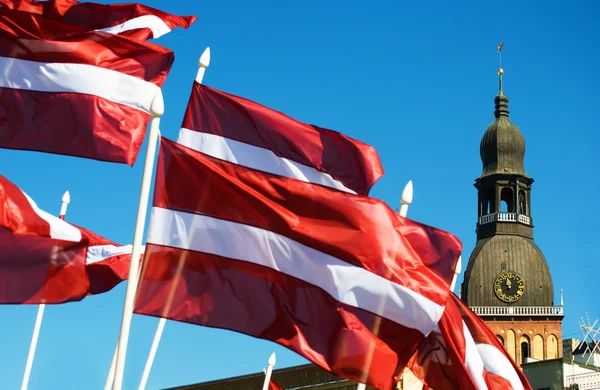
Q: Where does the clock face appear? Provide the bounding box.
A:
[494,271,525,303]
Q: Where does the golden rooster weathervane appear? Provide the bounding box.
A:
[497,41,504,94]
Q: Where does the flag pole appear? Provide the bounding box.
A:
[136,47,211,390]
[450,256,462,292]
[111,89,164,390]
[21,190,70,390]
[261,353,277,390]
[355,181,412,390]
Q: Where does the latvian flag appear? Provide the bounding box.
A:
[0,0,196,40]
[134,84,463,390]
[407,293,532,390]
[0,8,173,165]
[0,174,135,303]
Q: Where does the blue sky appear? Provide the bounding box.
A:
[1,0,598,388]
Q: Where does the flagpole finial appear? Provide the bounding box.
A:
[400,180,413,205]
[199,47,211,68]
[196,47,211,83]
[497,41,504,94]
[150,89,165,117]
[62,190,70,204]
[560,289,564,306]
[268,352,276,367]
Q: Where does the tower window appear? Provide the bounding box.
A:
[486,191,494,214]
[521,341,529,364]
[501,263,507,271]
[500,187,514,213]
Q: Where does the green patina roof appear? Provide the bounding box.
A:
[479,93,529,178]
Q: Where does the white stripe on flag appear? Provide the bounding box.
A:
[22,192,81,242]
[147,206,444,334]
[95,15,172,38]
[477,344,524,390]
[463,321,487,390]
[86,244,138,264]
[0,56,160,113]
[177,128,357,194]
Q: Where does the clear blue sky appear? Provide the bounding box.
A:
[1,0,598,388]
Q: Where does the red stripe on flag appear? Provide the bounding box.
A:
[0,174,89,304]
[78,226,132,295]
[0,8,173,164]
[135,138,464,389]
[0,89,149,165]
[0,9,173,84]
[135,245,422,390]
[180,83,384,195]
[154,139,461,306]
[0,0,196,40]
[0,232,89,303]
[407,293,533,390]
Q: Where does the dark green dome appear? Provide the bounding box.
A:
[479,93,528,178]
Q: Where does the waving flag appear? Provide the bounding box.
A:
[407,293,532,390]
[134,138,462,390]
[0,174,89,304]
[0,8,173,164]
[79,227,140,295]
[0,0,196,40]
[177,82,384,195]
[0,174,140,302]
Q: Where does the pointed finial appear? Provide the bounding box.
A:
[196,47,211,84]
[60,190,70,219]
[268,352,276,367]
[400,180,413,205]
[398,180,413,218]
[199,47,211,68]
[62,190,70,204]
[497,41,504,94]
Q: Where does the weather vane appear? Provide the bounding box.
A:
[497,41,504,93]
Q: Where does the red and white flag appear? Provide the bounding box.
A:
[134,138,463,390]
[0,8,173,165]
[79,226,140,295]
[0,174,89,304]
[407,293,532,390]
[0,174,138,302]
[177,82,384,196]
[0,0,196,40]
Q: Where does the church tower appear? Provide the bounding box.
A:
[461,53,564,365]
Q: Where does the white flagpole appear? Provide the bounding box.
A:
[450,256,462,292]
[135,47,211,390]
[111,89,164,390]
[261,353,276,390]
[21,190,70,390]
[356,181,413,390]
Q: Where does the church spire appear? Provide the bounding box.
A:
[498,41,504,94]
[494,41,509,118]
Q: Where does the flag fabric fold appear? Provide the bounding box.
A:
[0,174,89,304]
[177,82,384,195]
[0,174,136,302]
[0,0,196,40]
[407,293,532,390]
[79,226,138,295]
[0,8,174,165]
[134,138,463,390]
